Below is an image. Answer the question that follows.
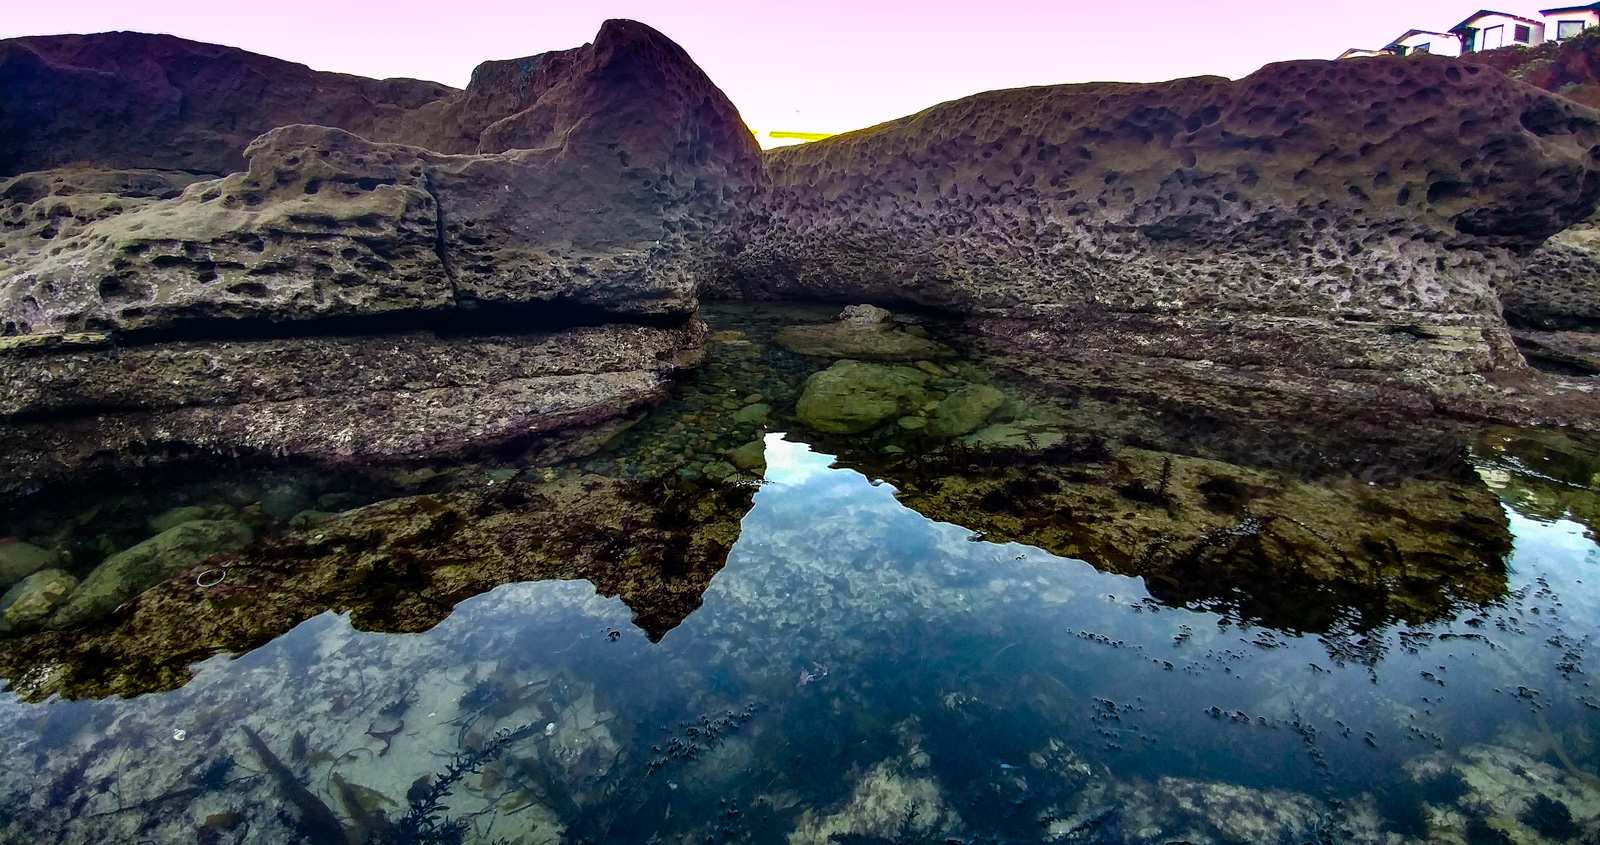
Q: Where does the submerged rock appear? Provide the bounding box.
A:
[776,316,953,362]
[734,402,772,425]
[0,568,77,633]
[786,758,961,844]
[148,503,237,534]
[728,439,767,473]
[50,519,254,629]
[927,383,1006,437]
[1,473,756,699]
[0,539,59,589]
[832,438,1511,636]
[796,361,931,434]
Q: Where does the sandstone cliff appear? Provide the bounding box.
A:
[0,21,762,495]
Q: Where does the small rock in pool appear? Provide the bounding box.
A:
[0,569,79,633]
[0,540,61,590]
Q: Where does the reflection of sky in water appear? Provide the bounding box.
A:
[2,435,1598,843]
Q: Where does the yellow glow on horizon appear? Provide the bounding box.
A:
[757,129,837,150]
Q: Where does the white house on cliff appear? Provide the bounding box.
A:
[1339,4,1599,58]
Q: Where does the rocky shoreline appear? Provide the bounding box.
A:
[4,19,1600,499]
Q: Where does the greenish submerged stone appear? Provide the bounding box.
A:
[796,361,931,434]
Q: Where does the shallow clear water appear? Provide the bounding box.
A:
[1,305,1597,844]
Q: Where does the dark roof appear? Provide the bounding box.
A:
[1384,29,1454,49]
[1541,2,1600,14]
[1450,9,1544,32]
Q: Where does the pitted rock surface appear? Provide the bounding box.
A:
[1509,222,1600,330]
[0,119,744,333]
[719,56,1600,380]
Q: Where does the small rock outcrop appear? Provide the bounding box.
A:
[52,519,254,628]
[0,569,78,633]
[775,305,953,361]
[720,55,1600,419]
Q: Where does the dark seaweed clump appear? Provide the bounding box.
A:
[1518,794,1578,841]
[371,722,539,845]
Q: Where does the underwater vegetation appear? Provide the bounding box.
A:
[0,305,1597,844]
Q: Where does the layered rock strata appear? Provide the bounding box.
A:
[0,21,762,496]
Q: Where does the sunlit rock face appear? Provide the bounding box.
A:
[0,20,762,494]
[719,56,1600,415]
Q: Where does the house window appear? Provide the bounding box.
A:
[1558,20,1587,39]
[1481,24,1505,49]
[1412,42,1431,54]
[1515,24,1532,43]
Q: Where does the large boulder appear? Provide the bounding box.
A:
[796,361,930,434]
[719,56,1600,417]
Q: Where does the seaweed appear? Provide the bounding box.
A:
[370,721,539,845]
[241,725,346,843]
[1518,794,1578,841]
[645,701,763,776]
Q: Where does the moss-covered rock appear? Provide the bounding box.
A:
[0,568,78,633]
[796,361,931,434]
[927,384,1006,437]
[50,519,255,629]
[728,439,768,473]
[0,539,60,589]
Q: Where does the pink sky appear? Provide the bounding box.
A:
[2,1,1536,143]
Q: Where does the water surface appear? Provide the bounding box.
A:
[1,305,1596,844]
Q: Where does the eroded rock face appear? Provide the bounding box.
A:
[719,56,1600,403]
[0,21,761,495]
[0,120,750,334]
[0,20,763,180]
[0,322,704,496]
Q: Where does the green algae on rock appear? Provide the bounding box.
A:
[796,361,931,434]
[0,473,755,701]
[927,383,1007,438]
[49,519,255,629]
[0,568,77,633]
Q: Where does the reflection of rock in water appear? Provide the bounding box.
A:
[832,437,1511,639]
[1474,426,1600,540]
[0,472,756,700]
